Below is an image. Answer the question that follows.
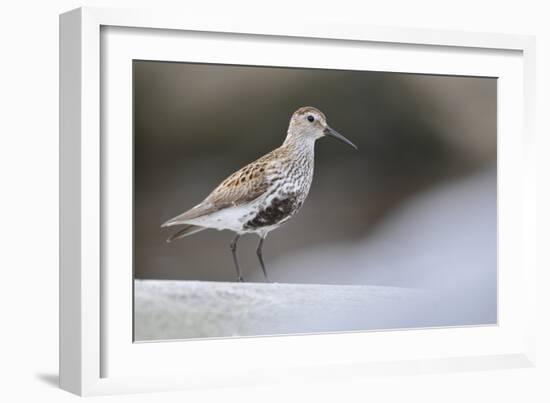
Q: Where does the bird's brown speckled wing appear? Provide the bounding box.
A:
[162,149,284,227]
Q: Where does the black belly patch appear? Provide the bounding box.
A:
[244,195,300,229]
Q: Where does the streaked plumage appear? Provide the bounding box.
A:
[162,106,357,282]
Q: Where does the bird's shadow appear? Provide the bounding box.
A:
[35,372,59,388]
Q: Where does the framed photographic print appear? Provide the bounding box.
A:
[60,6,537,396]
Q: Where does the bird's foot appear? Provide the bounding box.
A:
[238,276,245,283]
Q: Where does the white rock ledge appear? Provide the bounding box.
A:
[133,280,455,341]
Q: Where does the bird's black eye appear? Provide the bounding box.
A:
[307,115,314,122]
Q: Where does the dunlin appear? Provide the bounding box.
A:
[162,106,357,282]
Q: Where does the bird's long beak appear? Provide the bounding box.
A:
[324,126,358,150]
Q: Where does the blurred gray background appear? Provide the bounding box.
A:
[134,60,496,303]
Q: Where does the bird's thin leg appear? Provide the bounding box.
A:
[256,236,270,282]
[230,234,244,282]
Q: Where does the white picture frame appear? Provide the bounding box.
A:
[59,6,537,396]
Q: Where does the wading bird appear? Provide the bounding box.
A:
[162,106,357,282]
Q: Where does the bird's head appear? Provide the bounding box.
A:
[286,106,357,150]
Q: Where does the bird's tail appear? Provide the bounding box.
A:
[166,225,206,243]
